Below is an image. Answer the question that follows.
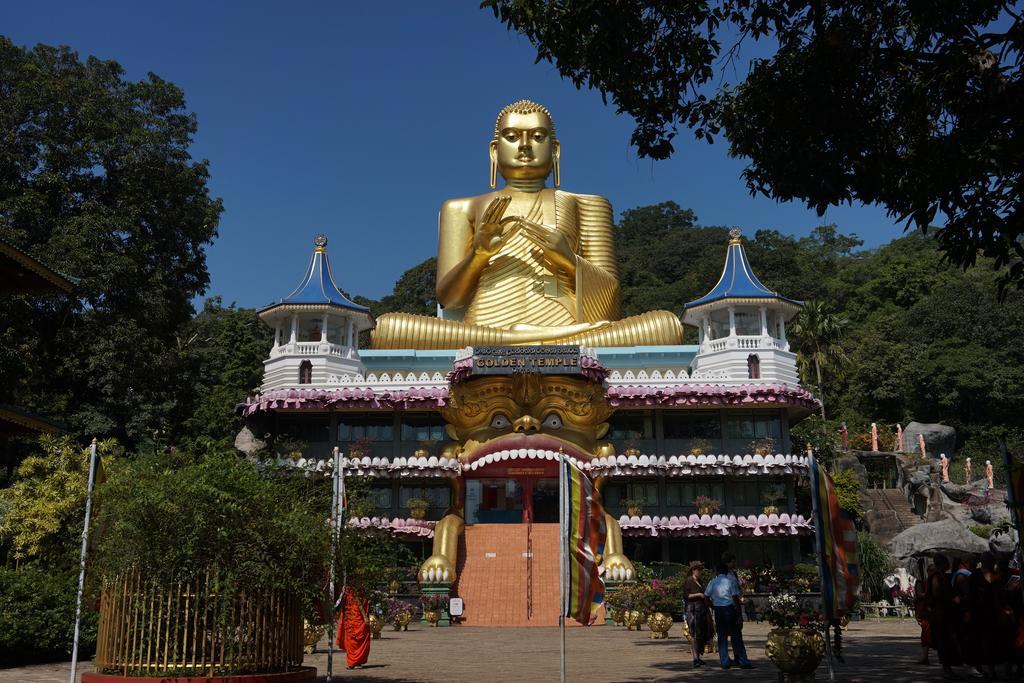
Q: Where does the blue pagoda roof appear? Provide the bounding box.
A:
[684,229,801,311]
[261,234,369,314]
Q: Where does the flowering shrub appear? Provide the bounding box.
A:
[638,579,679,616]
[419,594,449,612]
[385,598,412,623]
[349,436,372,457]
[763,593,826,630]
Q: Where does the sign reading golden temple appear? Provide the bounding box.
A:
[471,345,582,375]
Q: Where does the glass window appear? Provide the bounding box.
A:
[663,412,722,439]
[398,486,450,509]
[710,310,730,339]
[734,309,760,336]
[608,412,650,440]
[629,482,658,506]
[298,318,324,342]
[730,481,760,507]
[338,414,394,442]
[400,414,447,443]
[370,485,393,509]
[726,414,756,439]
[693,482,724,505]
[603,483,627,508]
[665,481,695,507]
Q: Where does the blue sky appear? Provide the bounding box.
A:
[5,1,907,308]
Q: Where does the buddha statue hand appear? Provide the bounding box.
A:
[472,196,516,257]
[517,219,576,274]
[418,513,464,584]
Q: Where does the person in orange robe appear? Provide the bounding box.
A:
[335,585,370,669]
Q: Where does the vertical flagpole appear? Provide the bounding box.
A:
[326,446,343,683]
[69,438,99,683]
[558,448,566,683]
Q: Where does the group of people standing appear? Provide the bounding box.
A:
[683,552,755,670]
[918,552,1024,679]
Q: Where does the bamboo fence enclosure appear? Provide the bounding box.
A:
[94,569,304,676]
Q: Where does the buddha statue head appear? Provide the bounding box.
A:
[490,99,560,189]
[442,374,612,465]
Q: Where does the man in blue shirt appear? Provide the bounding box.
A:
[705,562,753,669]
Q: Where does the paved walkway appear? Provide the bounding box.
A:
[1,619,951,682]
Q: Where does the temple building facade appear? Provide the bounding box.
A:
[239,100,817,626]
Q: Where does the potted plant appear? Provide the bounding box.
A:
[761,483,786,514]
[762,593,827,682]
[639,580,677,639]
[689,438,712,456]
[87,449,326,682]
[420,593,449,626]
[624,430,642,457]
[750,437,776,456]
[622,498,644,517]
[406,496,431,520]
[386,598,413,631]
[367,590,388,639]
[415,439,437,458]
[349,435,372,459]
[694,495,721,516]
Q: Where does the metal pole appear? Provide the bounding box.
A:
[69,438,99,683]
[326,446,343,683]
[558,449,566,683]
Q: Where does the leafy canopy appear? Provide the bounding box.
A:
[484,1,1024,291]
[0,38,222,446]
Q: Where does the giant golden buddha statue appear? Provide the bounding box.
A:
[370,100,683,349]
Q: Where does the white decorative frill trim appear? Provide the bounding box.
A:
[618,512,813,537]
[347,516,436,538]
[587,453,809,477]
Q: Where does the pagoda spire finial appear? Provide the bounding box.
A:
[728,227,742,245]
[313,233,328,252]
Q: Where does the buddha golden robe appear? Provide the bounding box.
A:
[370,189,682,349]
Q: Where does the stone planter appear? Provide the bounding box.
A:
[762,504,779,515]
[646,612,673,639]
[625,610,644,631]
[368,614,384,639]
[626,506,643,517]
[624,447,642,457]
[409,506,428,520]
[697,505,718,516]
[392,611,412,631]
[608,608,626,626]
[414,448,429,458]
[424,610,442,626]
[765,628,826,683]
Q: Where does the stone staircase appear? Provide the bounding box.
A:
[865,488,923,544]
[452,523,563,627]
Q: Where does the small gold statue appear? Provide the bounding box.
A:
[371,100,682,349]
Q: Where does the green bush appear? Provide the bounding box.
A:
[969,524,993,539]
[0,567,96,666]
[93,447,331,612]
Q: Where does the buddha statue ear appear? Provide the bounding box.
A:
[489,141,498,190]
[552,139,561,188]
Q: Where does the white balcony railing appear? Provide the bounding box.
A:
[703,335,788,353]
[271,341,355,358]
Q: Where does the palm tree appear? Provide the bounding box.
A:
[789,300,847,426]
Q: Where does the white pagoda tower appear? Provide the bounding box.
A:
[258,234,374,390]
[683,228,801,384]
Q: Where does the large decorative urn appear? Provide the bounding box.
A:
[625,610,644,631]
[646,612,673,639]
[424,609,442,627]
[392,611,412,631]
[368,614,384,639]
[765,628,826,682]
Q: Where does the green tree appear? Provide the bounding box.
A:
[0,436,120,564]
[484,1,1024,291]
[789,301,848,424]
[0,38,222,446]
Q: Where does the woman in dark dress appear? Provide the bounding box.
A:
[683,561,713,668]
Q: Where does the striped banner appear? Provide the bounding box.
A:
[809,455,860,620]
[560,457,607,626]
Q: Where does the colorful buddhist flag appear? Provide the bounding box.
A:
[809,455,860,620]
[560,456,606,626]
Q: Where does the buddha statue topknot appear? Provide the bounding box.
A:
[370,100,683,349]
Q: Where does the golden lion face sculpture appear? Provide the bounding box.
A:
[442,374,613,464]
